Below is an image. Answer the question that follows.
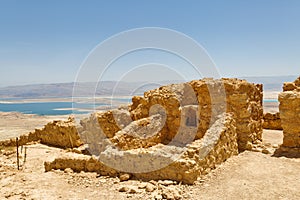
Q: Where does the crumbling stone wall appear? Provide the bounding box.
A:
[0,117,82,149]
[38,117,82,148]
[45,78,263,184]
[278,76,300,150]
[263,112,282,130]
[128,78,262,151]
[45,113,238,184]
[80,78,262,153]
[283,76,300,91]
[279,91,300,148]
[132,113,238,184]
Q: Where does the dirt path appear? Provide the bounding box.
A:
[191,151,300,199]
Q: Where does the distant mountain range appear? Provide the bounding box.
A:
[240,75,298,91]
[0,81,182,98]
[0,76,297,98]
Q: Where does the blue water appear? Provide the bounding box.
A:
[263,99,278,103]
[0,98,278,116]
[0,102,83,115]
[0,102,113,116]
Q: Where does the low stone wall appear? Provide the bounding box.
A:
[279,91,300,148]
[0,117,82,149]
[263,112,282,130]
[45,113,238,184]
[39,117,82,148]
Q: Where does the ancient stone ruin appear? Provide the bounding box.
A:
[263,112,282,130]
[44,78,263,184]
[0,117,82,149]
[283,76,300,91]
[279,76,300,152]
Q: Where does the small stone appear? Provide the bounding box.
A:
[245,142,253,150]
[158,180,175,186]
[264,143,272,147]
[128,188,137,194]
[138,182,147,189]
[262,149,271,154]
[162,187,182,200]
[64,168,73,174]
[252,148,261,152]
[118,186,129,192]
[72,149,82,154]
[149,180,157,185]
[199,179,205,183]
[99,179,106,183]
[145,183,156,192]
[119,173,131,181]
[154,194,163,200]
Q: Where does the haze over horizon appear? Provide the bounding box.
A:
[1,1,300,87]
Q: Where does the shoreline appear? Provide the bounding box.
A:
[0,95,133,104]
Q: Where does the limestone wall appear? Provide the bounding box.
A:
[79,78,262,153]
[279,91,300,148]
[44,78,263,184]
[132,113,238,184]
[45,113,238,184]
[39,117,82,148]
[0,117,82,149]
[283,76,300,91]
[129,78,262,151]
[263,112,282,130]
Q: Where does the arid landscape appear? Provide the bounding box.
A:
[1,119,299,200]
[1,1,300,199]
[1,77,300,200]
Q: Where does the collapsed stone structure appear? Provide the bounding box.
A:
[263,112,282,130]
[0,117,82,149]
[44,78,263,184]
[279,76,300,150]
[283,76,300,91]
[45,113,238,184]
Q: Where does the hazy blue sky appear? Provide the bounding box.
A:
[0,0,300,86]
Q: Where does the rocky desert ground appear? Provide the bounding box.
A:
[1,126,299,200]
[1,78,300,200]
[0,112,299,199]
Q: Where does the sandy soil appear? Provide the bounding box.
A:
[1,128,299,199]
[1,102,299,200]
